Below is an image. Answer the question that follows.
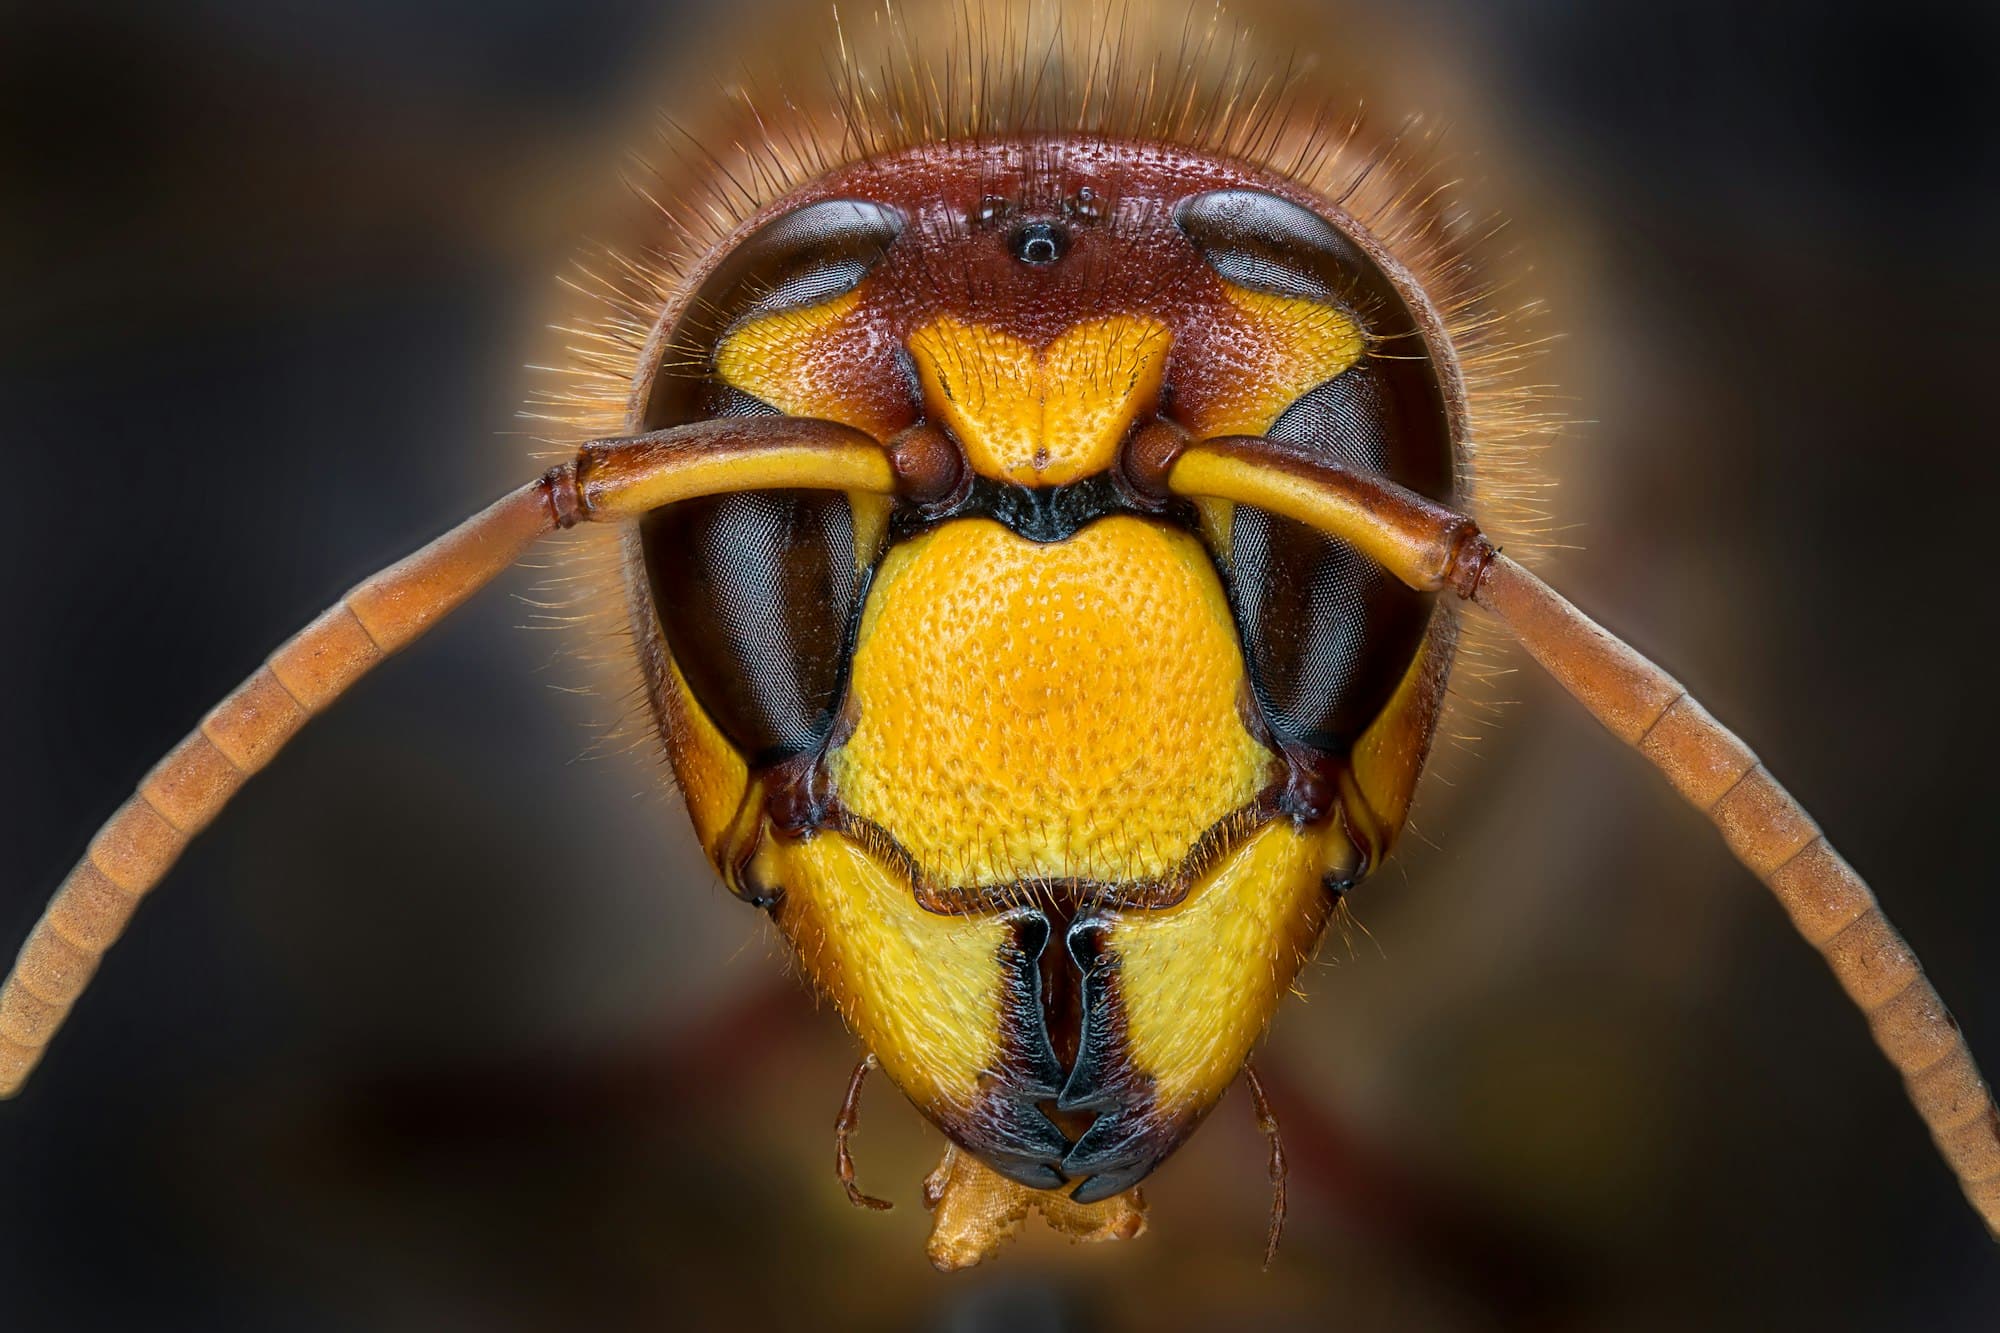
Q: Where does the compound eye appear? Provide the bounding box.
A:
[704,198,905,326]
[636,198,903,766]
[1173,188,1366,302]
[642,490,863,765]
[640,196,905,428]
[1176,188,1457,754]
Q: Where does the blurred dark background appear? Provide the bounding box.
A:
[3,1,1997,1328]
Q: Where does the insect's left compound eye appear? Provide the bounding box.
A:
[638,199,904,764]
[1175,189,1457,754]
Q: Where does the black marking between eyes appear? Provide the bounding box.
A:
[889,472,1198,546]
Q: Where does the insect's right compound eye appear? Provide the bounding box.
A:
[638,199,904,766]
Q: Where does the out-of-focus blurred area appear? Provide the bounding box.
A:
[3,0,1997,1327]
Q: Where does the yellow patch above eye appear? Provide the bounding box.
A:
[906,315,1170,486]
[714,290,909,441]
[829,516,1274,890]
[1187,286,1369,438]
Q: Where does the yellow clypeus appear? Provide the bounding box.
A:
[829,515,1275,891]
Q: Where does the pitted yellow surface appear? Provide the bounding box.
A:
[772,832,1008,1114]
[829,516,1274,889]
[714,291,910,440]
[907,316,1170,485]
[1186,286,1368,437]
[1107,820,1335,1113]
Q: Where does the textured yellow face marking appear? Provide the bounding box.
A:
[1186,286,1367,437]
[906,315,1170,485]
[1106,820,1336,1113]
[714,291,909,440]
[771,831,1010,1115]
[829,516,1274,890]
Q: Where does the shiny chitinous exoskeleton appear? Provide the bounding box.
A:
[624,145,1462,1217]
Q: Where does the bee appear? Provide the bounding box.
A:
[3,1,1994,1274]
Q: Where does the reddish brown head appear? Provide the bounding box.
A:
[625,136,1467,1203]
